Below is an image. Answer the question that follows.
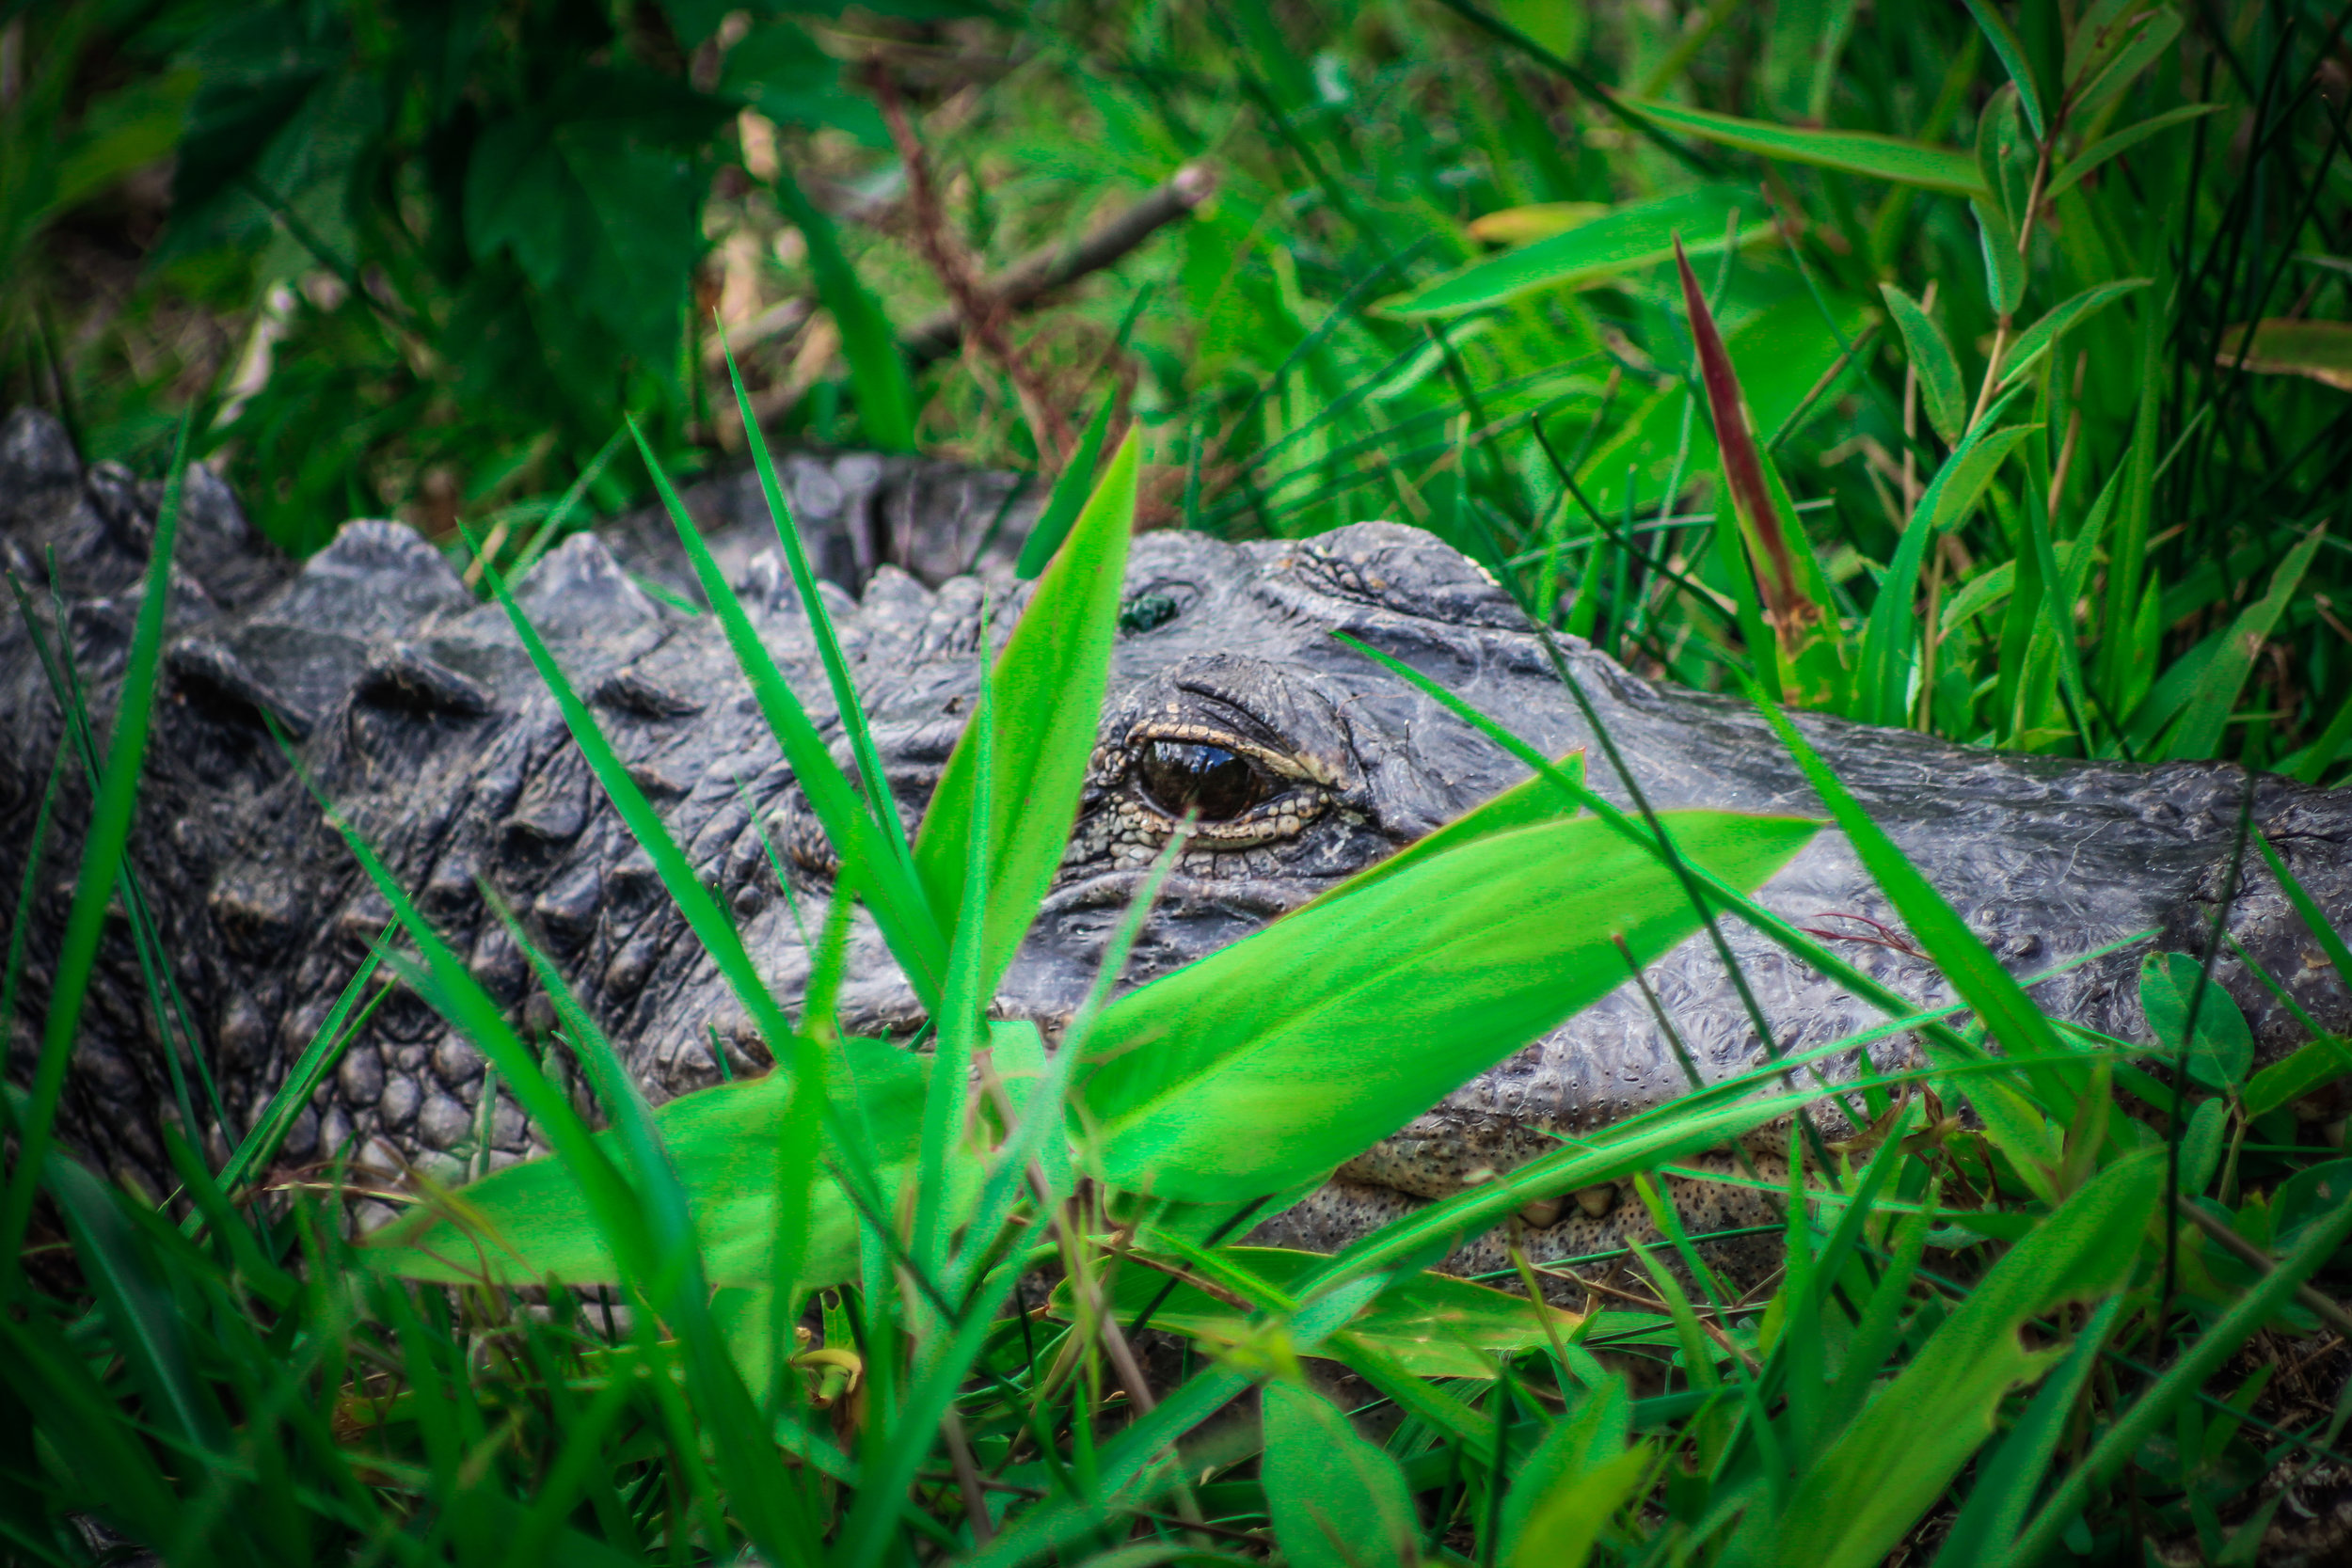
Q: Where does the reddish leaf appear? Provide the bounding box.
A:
[1673,236,1814,646]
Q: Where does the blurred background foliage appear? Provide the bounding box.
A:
[4,0,2349,777]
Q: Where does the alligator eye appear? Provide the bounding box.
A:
[1136,741,1270,821]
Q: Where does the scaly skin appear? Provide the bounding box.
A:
[6,405,2350,1280]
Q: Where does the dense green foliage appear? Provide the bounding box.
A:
[8,1,2352,1565]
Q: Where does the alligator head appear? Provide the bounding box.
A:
[7,405,2351,1282]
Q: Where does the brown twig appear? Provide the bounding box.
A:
[899,164,1216,368]
[866,59,1076,467]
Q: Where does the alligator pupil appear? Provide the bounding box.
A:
[1138,741,1265,821]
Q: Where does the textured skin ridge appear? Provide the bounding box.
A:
[6,405,2351,1278]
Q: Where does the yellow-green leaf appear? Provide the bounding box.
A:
[2217,320,2352,392]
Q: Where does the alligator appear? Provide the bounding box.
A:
[7,404,2352,1284]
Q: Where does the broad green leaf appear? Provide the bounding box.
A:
[1288,752,1585,915]
[915,432,1139,991]
[1881,283,1967,446]
[1500,1377,1634,1562]
[2137,953,2254,1090]
[1084,1245,1610,1380]
[1962,0,2048,140]
[1263,1383,1421,1568]
[1739,1151,2162,1568]
[1377,186,1771,318]
[1076,810,1816,1202]
[1973,199,2026,317]
[1015,393,1116,579]
[1928,1296,2124,1568]
[1467,200,1609,245]
[368,1035,937,1290]
[1507,1447,1648,1568]
[2070,5,2185,117]
[1999,279,2150,387]
[464,98,720,363]
[1975,85,2038,231]
[1759,695,2080,1191]
[2216,320,2352,392]
[2047,103,2219,200]
[2243,1035,2352,1120]
[1,413,186,1264]
[774,168,915,450]
[2163,526,2327,759]
[1618,98,1987,196]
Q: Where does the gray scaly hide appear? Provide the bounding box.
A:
[5,406,2349,1278]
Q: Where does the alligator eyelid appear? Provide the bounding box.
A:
[1121,721,1320,783]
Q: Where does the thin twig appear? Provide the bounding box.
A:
[867,60,1075,466]
[900,165,1216,368]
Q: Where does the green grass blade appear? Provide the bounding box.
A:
[288,762,644,1268]
[1744,1153,2161,1568]
[2,409,188,1267]
[489,893,824,1560]
[596,427,909,1035]
[914,633,993,1283]
[2046,103,2221,200]
[2023,466,2121,759]
[48,1154,233,1459]
[210,932,389,1198]
[834,1212,1049,1568]
[2292,683,2352,785]
[1264,1382,1421,1568]
[1960,0,2048,139]
[2163,526,2326,760]
[2252,832,2352,1003]
[914,430,1139,990]
[1856,403,2036,726]
[1319,634,2033,1117]
[509,424,628,578]
[722,344,917,878]
[1619,98,1988,195]
[1015,392,1116,579]
[0,732,69,1119]
[0,1305,182,1547]
[1998,279,2152,389]
[1756,693,2082,1189]
[774,168,915,451]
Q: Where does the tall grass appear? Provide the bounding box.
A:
[9,4,2352,1566]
